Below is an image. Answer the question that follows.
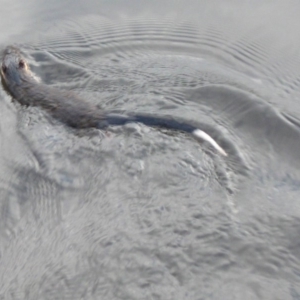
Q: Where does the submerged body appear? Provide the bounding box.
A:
[1,46,227,156]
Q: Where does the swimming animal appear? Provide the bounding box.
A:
[1,46,227,156]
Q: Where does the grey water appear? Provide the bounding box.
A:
[0,0,300,299]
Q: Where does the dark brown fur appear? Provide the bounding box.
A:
[0,46,227,156]
[1,46,105,128]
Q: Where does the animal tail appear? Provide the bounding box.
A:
[98,113,227,156]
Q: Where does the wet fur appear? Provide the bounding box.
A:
[1,46,227,156]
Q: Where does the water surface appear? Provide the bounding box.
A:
[0,0,300,299]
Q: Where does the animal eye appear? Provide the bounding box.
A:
[19,60,25,68]
[2,65,7,73]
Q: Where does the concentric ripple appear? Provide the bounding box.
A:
[1,2,300,299]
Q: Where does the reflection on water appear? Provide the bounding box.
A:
[0,0,300,299]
